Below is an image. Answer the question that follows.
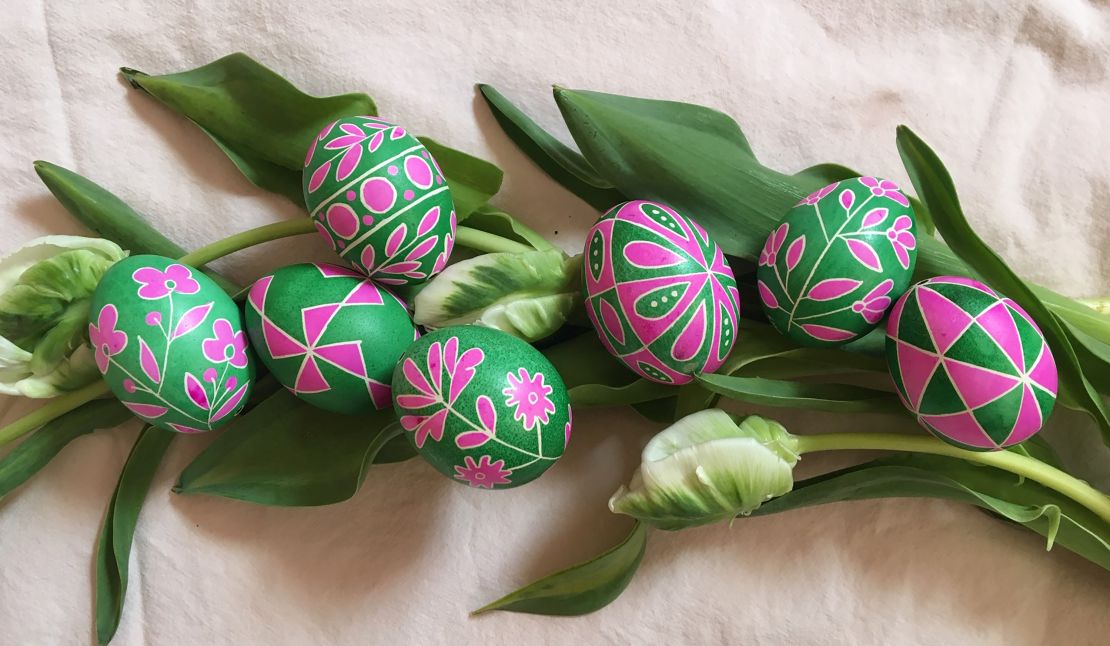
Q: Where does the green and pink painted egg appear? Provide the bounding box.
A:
[886,276,1058,450]
[391,325,571,489]
[582,200,740,385]
[88,255,254,433]
[302,116,456,286]
[244,263,416,414]
[757,177,918,347]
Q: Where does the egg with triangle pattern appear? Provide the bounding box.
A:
[885,276,1058,450]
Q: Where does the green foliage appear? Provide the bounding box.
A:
[418,137,503,219]
[896,126,1110,442]
[752,452,1110,570]
[95,425,175,645]
[473,522,647,615]
[32,161,237,292]
[175,390,413,506]
[0,399,130,498]
[696,373,906,415]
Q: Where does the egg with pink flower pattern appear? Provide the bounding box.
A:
[88,255,254,433]
[303,116,456,286]
[391,325,571,489]
[756,176,918,347]
[582,200,740,385]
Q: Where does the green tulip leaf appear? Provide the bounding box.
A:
[460,204,556,251]
[32,161,237,293]
[0,399,131,499]
[418,137,503,219]
[473,521,647,616]
[896,126,1110,442]
[752,452,1110,570]
[175,390,412,506]
[121,52,375,199]
[502,88,1110,357]
[568,379,674,408]
[414,249,578,342]
[478,84,624,210]
[95,425,175,645]
[696,373,907,415]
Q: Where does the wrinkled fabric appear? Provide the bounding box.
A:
[1,1,1109,644]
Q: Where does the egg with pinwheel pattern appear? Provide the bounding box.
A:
[756,176,918,347]
[244,262,416,414]
[582,200,740,385]
[87,255,254,433]
[391,326,571,490]
[302,116,456,286]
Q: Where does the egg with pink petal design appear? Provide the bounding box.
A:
[582,200,740,385]
[302,116,456,286]
[88,255,254,433]
[756,176,918,347]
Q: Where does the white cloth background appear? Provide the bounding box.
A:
[2,1,1109,644]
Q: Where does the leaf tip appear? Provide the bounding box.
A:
[118,67,147,89]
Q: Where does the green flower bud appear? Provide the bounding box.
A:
[413,249,579,342]
[609,410,800,530]
[0,235,126,397]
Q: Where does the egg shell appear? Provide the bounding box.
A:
[88,255,254,433]
[391,325,571,489]
[582,200,740,385]
[302,116,457,286]
[885,276,1058,450]
[244,263,416,414]
[756,176,918,347]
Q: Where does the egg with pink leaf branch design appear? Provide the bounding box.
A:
[756,176,918,347]
[391,325,571,489]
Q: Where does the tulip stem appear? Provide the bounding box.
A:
[0,380,110,447]
[454,227,534,254]
[178,219,318,266]
[794,433,1110,524]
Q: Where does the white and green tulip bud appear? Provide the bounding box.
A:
[609,409,800,530]
[413,249,579,342]
[0,235,126,397]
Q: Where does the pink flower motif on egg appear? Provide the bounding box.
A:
[396,336,485,448]
[502,367,556,431]
[859,176,910,207]
[797,181,839,206]
[454,454,512,489]
[88,304,128,373]
[132,264,200,300]
[202,319,250,368]
[851,279,894,324]
[759,223,789,266]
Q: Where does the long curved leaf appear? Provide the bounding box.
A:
[478,84,624,210]
[32,161,237,293]
[533,88,1110,354]
[121,53,376,176]
[175,390,413,506]
[474,521,647,616]
[752,452,1110,570]
[461,204,556,251]
[896,126,1110,442]
[0,399,131,499]
[95,425,175,645]
[697,373,906,415]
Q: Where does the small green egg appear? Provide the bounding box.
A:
[391,325,571,489]
[88,255,254,433]
[244,262,416,414]
[756,176,918,346]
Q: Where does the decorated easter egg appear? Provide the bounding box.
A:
[886,276,1058,450]
[244,263,416,414]
[757,176,918,347]
[392,325,571,489]
[302,115,457,286]
[582,200,740,385]
[88,255,254,433]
